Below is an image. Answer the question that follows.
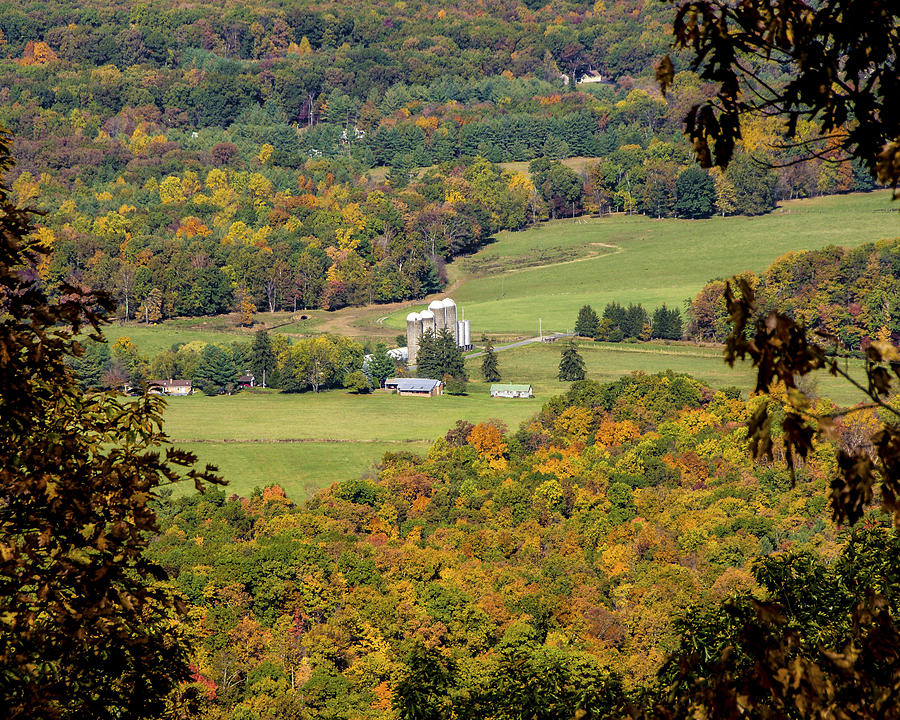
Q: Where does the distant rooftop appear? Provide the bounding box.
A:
[491,384,532,393]
[385,377,442,392]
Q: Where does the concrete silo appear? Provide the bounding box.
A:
[406,312,422,365]
[419,309,436,340]
[428,300,445,333]
[441,298,458,344]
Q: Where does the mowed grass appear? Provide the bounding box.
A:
[465,340,868,408]
[160,339,867,500]
[386,191,900,334]
[172,440,430,498]
[162,389,541,499]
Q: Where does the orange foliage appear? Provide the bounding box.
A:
[176,216,212,238]
[467,422,508,470]
[20,41,58,65]
[595,416,641,446]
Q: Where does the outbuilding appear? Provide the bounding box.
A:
[490,383,533,399]
[384,377,443,397]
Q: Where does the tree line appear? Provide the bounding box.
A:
[574,302,683,341]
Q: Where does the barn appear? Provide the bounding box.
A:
[490,383,533,399]
[384,377,444,397]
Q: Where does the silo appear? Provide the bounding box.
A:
[428,300,445,333]
[406,312,421,365]
[442,298,458,344]
[457,321,465,348]
[420,309,436,340]
[462,320,471,348]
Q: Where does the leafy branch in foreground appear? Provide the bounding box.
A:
[723,277,900,527]
[657,0,900,188]
[0,124,225,720]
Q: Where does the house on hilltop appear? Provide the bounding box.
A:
[384,377,443,397]
[490,383,534,399]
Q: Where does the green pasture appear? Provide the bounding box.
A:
[172,440,430,498]
[160,338,867,500]
[466,340,867,407]
[387,191,900,334]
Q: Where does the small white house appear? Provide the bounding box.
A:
[490,383,533,399]
[577,70,606,84]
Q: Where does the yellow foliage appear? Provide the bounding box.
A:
[257,143,274,165]
[554,406,593,442]
[468,423,508,471]
[595,417,640,446]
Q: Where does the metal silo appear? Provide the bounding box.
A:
[420,309,436,339]
[406,312,421,365]
[457,321,465,348]
[442,298,458,344]
[428,300,445,333]
[462,320,471,348]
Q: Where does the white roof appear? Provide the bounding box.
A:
[428,300,444,311]
[420,309,435,319]
[441,298,456,307]
[406,312,420,322]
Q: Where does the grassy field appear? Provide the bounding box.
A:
[386,191,900,334]
[162,389,540,499]
[172,440,431,498]
[160,339,868,500]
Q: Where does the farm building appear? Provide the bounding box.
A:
[384,377,443,397]
[237,374,255,388]
[490,383,533,399]
[147,379,193,396]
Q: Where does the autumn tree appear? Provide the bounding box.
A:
[0,126,222,719]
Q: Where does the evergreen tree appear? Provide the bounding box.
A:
[602,302,626,341]
[558,341,586,381]
[622,303,649,338]
[417,329,466,381]
[194,345,237,392]
[481,338,501,382]
[651,305,684,340]
[416,330,441,379]
[250,329,276,387]
[367,343,396,388]
[574,305,599,337]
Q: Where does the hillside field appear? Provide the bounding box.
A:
[163,340,866,499]
[386,190,900,334]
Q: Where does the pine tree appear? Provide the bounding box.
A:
[195,345,237,392]
[481,338,501,382]
[558,341,586,381]
[574,305,599,337]
[367,343,396,388]
[417,329,466,381]
[250,329,276,387]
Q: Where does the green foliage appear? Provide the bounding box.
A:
[674,167,716,219]
[558,341,586,381]
[195,344,238,393]
[575,305,600,337]
[250,329,276,388]
[367,344,396,389]
[343,369,372,394]
[417,329,467,381]
[481,338,501,382]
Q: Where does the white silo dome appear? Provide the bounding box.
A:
[441,298,456,308]
[428,300,443,311]
[419,309,435,319]
[406,312,421,322]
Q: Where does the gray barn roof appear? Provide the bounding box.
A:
[385,377,441,392]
